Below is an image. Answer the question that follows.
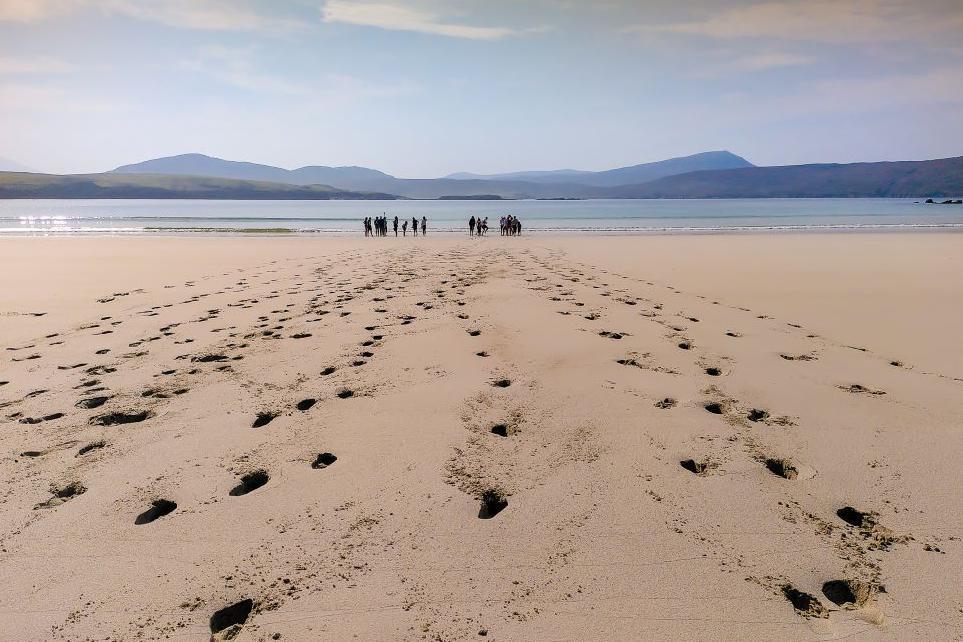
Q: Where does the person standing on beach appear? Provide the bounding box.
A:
[421,216,427,236]
[469,216,476,237]
[412,216,419,236]
[402,220,408,236]
[393,216,398,236]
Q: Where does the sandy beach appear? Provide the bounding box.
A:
[1,232,961,641]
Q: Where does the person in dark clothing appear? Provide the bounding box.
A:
[421,216,427,235]
[469,216,476,237]
[412,216,418,236]
[402,220,408,236]
[393,216,399,236]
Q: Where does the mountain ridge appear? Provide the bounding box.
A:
[444,151,754,186]
[0,171,398,200]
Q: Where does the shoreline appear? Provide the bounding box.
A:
[3,221,963,237]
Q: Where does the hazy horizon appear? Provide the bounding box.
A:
[2,0,962,176]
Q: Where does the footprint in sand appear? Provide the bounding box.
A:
[252,412,277,428]
[34,482,86,510]
[229,470,269,496]
[311,453,337,469]
[210,599,254,635]
[478,489,508,519]
[135,499,177,525]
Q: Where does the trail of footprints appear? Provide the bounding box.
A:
[0,242,956,637]
[524,250,949,622]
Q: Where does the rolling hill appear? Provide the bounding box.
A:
[110,151,755,199]
[0,172,398,200]
[604,156,963,199]
[4,155,960,200]
[445,151,754,186]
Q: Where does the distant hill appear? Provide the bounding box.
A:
[445,151,754,187]
[112,154,598,199]
[114,153,394,188]
[0,156,35,173]
[17,152,958,200]
[0,171,399,200]
[109,151,755,199]
[604,156,963,199]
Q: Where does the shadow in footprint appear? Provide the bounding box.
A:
[135,499,177,525]
[490,424,508,437]
[91,411,151,426]
[680,459,713,475]
[478,489,508,519]
[765,458,798,480]
[822,580,871,609]
[837,506,873,528]
[782,585,827,618]
[704,402,725,415]
[296,399,316,411]
[492,379,511,388]
[230,470,269,496]
[77,440,106,456]
[747,409,770,422]
[210,599,254,634]
[252,412,277,428]
[312,452,337,469]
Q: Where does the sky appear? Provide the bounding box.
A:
[1,0,961,176]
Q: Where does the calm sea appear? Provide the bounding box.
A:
[1,198,961,236]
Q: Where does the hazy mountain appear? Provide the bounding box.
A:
[110,151,753,198]
[112,153,599,198]
[113,153,394,186]
[0,171,398,200]
[603,156,963,199]
[0,156,35,173]
[444,151,754,186]
[100,152,963,199]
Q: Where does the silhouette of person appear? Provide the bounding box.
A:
[393,216,398,236]
[469,216,476,237]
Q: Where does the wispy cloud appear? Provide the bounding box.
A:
[104,0,308,32]
[321,0,529,40]
[696,51,817,76]
[0,0,307,31]
[181,45,417,103]
[633,0,963,46]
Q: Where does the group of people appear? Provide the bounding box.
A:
[365,215,427,237]
[363,213,523,237]
[468,215,522,237]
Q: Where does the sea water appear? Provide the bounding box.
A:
[1,198,961,236]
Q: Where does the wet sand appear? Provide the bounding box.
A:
[0,233,961,640]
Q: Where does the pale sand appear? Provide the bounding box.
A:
[0,234,960,640]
